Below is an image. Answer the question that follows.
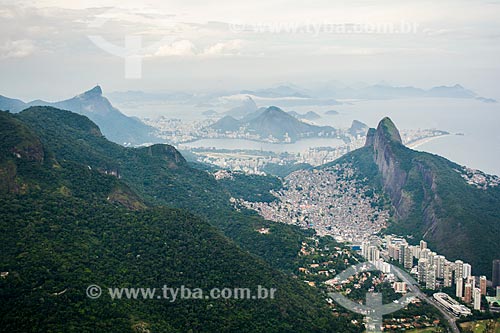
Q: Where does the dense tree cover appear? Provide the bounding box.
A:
[1,109,363,331]
[0,111,42,162]
[0,193,358,332]
[15,107,314,271]
[218,172,282,203]
[262,162,313,178]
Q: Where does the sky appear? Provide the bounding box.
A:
[1,0,500,101]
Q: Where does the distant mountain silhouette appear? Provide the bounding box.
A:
[0,95,26,112]
[0,86,158,145]
[224,96,258,119]
[212,106,336,141]
[313,83,496,102]
[210,115,241,132]
[240,85,311,98]
[348,120,369,137]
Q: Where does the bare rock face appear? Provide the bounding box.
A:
[414,160,440,238]
[365,117,446,240]
[144,144,186,169]
[364,128,376,147]
[356,116,500,276]
[367,117,412,219]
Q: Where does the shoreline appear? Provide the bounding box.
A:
[407,134,450,149]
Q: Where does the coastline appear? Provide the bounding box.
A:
[407,134,450,149]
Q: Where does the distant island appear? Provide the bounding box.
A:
[288,110,322,121]
[325,110,339,115]
[202,110,218,116]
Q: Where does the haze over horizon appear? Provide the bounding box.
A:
[1,0,500,101]
[2,2,500,332]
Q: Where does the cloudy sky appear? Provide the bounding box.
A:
[1,0,499,100]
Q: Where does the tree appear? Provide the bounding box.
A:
[483,319,496,333]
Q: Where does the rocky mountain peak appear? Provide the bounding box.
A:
[375,117,402,145]
[369,117,411,219]
[81,85,103,98]
[265,106,284,113]
[364,128,377,147]
[144,144,186,168]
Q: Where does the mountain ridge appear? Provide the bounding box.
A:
[211,106,336,142]
[0,86,158,146]
[328,117,500,277]
[0,108,359,332]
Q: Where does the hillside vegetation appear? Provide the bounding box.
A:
[0,108,360,332]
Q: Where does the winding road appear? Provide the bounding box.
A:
[393,266,460,333]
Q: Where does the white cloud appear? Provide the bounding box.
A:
[0,39,36,59]
[146,39,244,58]
[0,7,15,18]
[152,39,196,57]
[202,39,243,56]
[1,0,500,98]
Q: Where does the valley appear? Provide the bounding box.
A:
[2,1,500,331]
[2,104,499,332]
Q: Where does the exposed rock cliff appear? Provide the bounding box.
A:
[143,144,186,169]
[364,128,376,147]
[365,117,412,219]
[355,117,500,276]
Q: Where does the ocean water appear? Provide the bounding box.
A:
[311,98,500,176]
[122,97,500,176]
